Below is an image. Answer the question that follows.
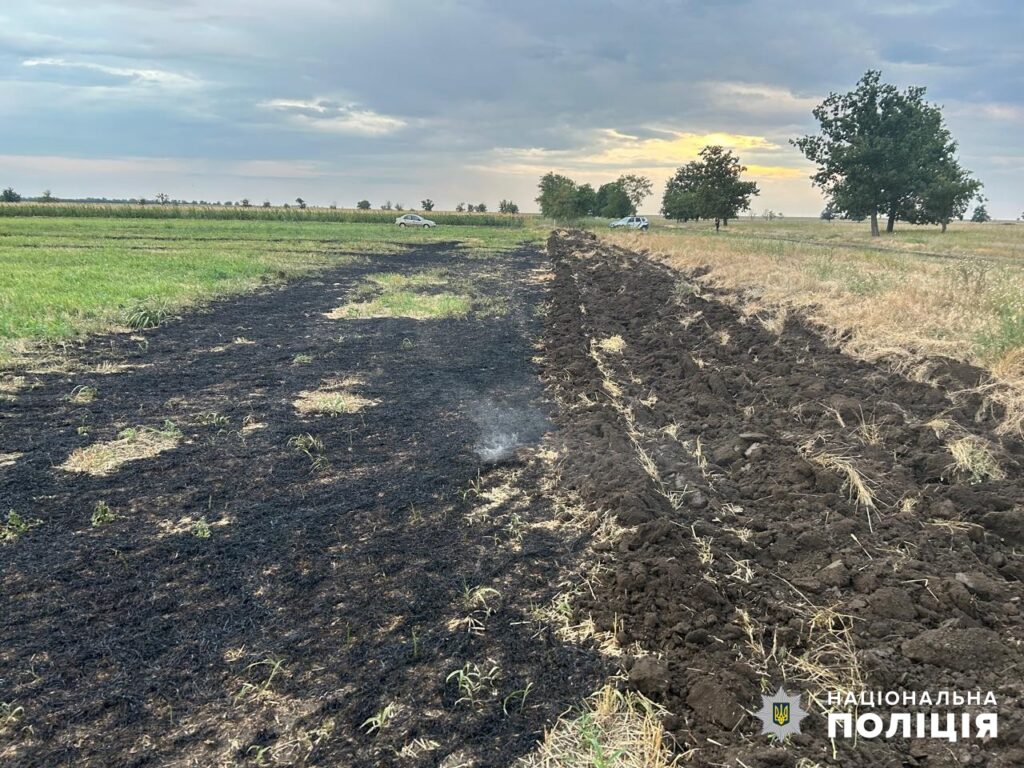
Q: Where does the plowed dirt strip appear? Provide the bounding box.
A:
[540,230,1024,767]
[0,241,608,767]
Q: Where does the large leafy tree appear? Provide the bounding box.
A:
[794,70,980,236]
[661,146,758,225]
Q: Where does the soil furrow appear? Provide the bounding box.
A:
[541,230,1024,767]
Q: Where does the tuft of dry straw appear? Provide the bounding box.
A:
[293,377,378,416]
[517,685,679,768]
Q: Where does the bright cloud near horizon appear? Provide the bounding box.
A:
[1,1,1021,217]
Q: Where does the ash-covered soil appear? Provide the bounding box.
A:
[541,230,1024,767]
[0,241,609,767]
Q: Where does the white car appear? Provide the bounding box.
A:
[609,216,649,230]
[395,213,436,228]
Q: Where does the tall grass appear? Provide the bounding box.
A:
[0,202,526,227]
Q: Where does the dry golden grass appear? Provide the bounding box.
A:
[518,685,679,768]
[293,377,377,416]
[60,423,180,476]
[947,435,1006,483]
[596,335,627,353]
[0,375,27,400]
[608,225,1024,432]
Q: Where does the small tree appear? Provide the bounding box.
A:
[661,189,699,221]
[455,202,465,213]
[357,199,371,210]
[498,199,519,214]
[420,198,435,211]
[41,189,54,202]
[572,185,595,217]
[661,146,758,225]
[241,198,251,207]
[905,165,981,232]
[475,202,487,213]
[395,202,404,211]
[536,172,580,219]
[820,203,837,222]
[971,204,991,223]
[381,200,392,211]
[295,197,307,209]
[598,182,633,218]
[262,200,272,208]
[466,204,476,213]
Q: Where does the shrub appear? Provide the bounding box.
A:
[123,299,172,329]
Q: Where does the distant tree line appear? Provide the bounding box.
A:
[535,173,652,219]
[0,189,521,217]
[530,70,992,235]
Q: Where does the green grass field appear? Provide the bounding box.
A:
[0,217,540,362]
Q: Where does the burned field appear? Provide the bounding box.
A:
[542,230,1024,766]
[0,240,608,767]
[3,227,1024,767]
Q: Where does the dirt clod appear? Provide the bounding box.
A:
[901,627,1008,670]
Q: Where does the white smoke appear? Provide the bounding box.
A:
[469,398,549,463]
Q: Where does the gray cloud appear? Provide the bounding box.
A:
[0,0,1020,215]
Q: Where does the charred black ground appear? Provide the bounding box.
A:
[541,230,1024,767]
[0,241,608,767]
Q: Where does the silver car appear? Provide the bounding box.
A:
[395,213,436,228]
[609,216,649,230]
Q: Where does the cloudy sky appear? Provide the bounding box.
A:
[1,1,1021,216]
